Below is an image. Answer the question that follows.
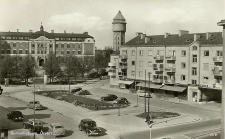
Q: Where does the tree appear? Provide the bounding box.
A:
[79,56,95,78]
[44,52,61,84]
[18,55,36,86]
[0,55,15,78]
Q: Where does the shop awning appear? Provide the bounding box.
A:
[117,80,134,85]
[160,85,187,92]
[136,82,162,89]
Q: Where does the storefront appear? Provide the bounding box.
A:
[136,82,163,93]
[160,85,187,100]
[117,80,134,89]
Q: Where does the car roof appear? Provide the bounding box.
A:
[28,119,42,122]
[50,123,63,126]
[81,119,96,122]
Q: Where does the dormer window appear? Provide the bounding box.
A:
[192,45,197,51]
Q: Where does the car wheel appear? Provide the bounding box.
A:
[79,126,82,131]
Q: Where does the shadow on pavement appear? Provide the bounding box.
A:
[65,130,74,137]
[98,127,108,136]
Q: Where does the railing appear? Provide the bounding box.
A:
[108,62,116,67]
[165,67,176,72]
[120,55,128,60]
[154,55,164,60]
[165,56,176,60]
[213,56,222,62]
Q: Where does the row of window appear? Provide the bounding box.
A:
[122,49,223,57]
[55,37,83,41]
[1,36,84,41]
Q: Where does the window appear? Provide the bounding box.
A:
[203,63,209,70]
[25,49,28,54]
[181,62,186,69]
[7,49,10,54]
[49,44,52,48]
[157,50,164,55]
[139,71,143,77]
[192,80,197,84]
[1,49,4,54]
[192,55,197,63]
[193,45,197,50]
[217,51,223,56]
[61,51,64,55]
[32,43,35,47]
[19,49,22,54]
[148,50,152,56]
[132,50,135,56]
[203,77,208,83]
[139,50,143,56]
[72,38,76,41]
[139,61,143,67]
[192,67,197,75]
[6,37,11,39]
[181,75,186,81]
[67,51,70,54]
[32,49,35,54]
[73,50,75,54]
[132,61,135,65]
[55,44,58,48]
[204,51,209,56]
[19,37,23,40]
[122,50,127,55]
[131,71,135,76]
[13,49,17,54]
[78,50,81,55]
[61,44,64,48]
[13,43,16,47]
[148,61,152,67]
[181,50,186,56]
[64,43,67,48]
[55,38,60,40]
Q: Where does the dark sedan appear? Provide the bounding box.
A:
[7,111,24,121]
[101,94,118,101]
[70,87,82,94]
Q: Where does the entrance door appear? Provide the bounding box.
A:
[193,92,197,102]
[39,59,44,66]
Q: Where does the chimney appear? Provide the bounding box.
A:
[164,33,170,38]
[179,30,189,36]
[141,33,146,39]
[64,30,66,33]
[206,32,213,40]
[29,30,33,33]
[136,32,142,36]
[83,32,88,35]
[17,29,19,32]
[145,36,150,43]
[194,34,201,41]
[51,30,54,33]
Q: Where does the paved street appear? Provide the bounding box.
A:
[0,79,222,139]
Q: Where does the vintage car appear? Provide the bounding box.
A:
[70,87,82,94]
[76,90,91,95]
[112,97,129,105]
[138,91,152,98]
[78,119,101,136]
[7,111,24,121]
[48,123,66,137]
[27,101,45,110]
[100,94,118,101]
[23,119,43,132]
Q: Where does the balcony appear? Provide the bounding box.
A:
[214,66,223,71]
[120,65,127,69]
[108,62,116,67]
[165,56,176,60]
[154,55,164,60]
[165,79,175,84]
[213,83,222,89]
[213,56,222,62]
[213,71,222,76]
[165,67,176,72]
[120,55,128,60]
[108,69,116,73]
[108,71,116,76]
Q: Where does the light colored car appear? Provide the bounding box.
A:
[27,101,44,110]
[48,123,66,137]
[138,91,152,98]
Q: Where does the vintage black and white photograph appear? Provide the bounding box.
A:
[0,0,224,139]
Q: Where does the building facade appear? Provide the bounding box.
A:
[112,11,126,51]
[0,24,95,66]
[108,30,223,103]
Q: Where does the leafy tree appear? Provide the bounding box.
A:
[18,55,36,86]
[0,55,14,78]
[44,52,61,84]
[79,56,95,78]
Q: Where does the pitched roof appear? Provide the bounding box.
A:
[112,11,126,24]
[123,32,222,47]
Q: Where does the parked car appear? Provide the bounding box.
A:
[48,123,66,137]
[101,94,118,101]
[78,119,101,136]
[70,87,82,94]
[112,97,129,105]
[138,91,152,98]
[76,90,91,95]
[23,119,43,132]
[7,111,24,121]
[27,101,45,110]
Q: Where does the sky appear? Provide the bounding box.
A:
[0,0,224,49]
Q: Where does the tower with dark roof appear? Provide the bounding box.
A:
[112,11,126,51]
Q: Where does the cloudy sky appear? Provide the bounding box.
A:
[0,0,224,49]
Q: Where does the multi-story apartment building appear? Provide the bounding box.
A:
[0,24,95,66]
[108,30,223,103]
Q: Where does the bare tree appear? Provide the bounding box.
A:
[18,55,36,86]
[79,56,95,78]
[44,51,61,84]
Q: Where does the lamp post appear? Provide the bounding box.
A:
[218,19,225,139]
[148,72,151,116]
[144,69,146,113]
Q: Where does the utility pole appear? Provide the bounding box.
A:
[217,19,225,139]
[145,69,146,113]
